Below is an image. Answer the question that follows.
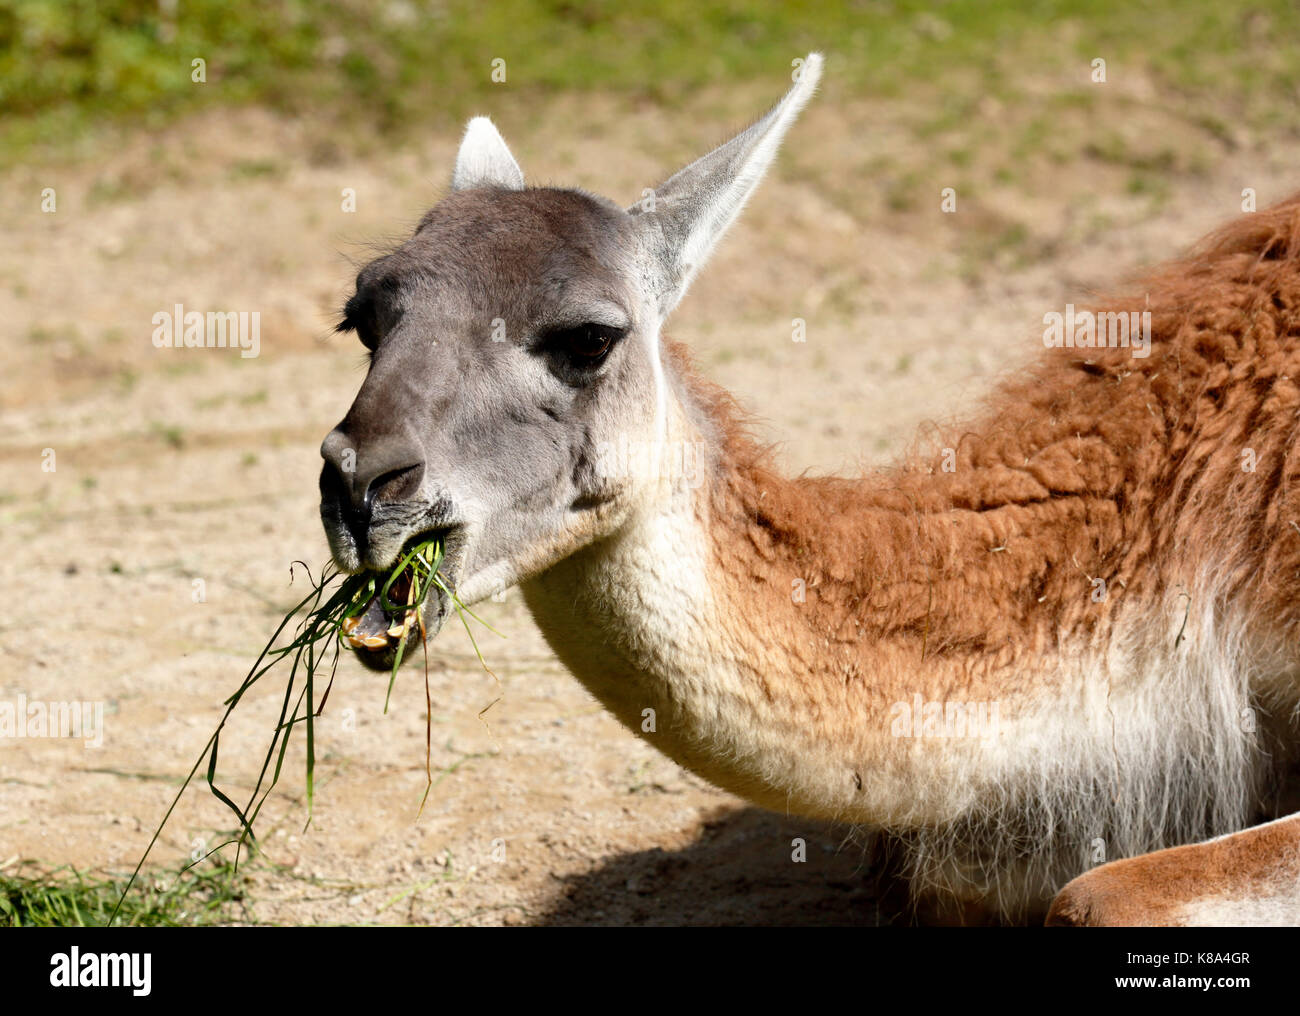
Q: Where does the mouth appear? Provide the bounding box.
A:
[339,533,457,671]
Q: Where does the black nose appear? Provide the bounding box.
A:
[320,428,425,546]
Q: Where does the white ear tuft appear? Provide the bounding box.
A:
[452,116,525,192]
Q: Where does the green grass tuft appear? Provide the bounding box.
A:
[6,1,1300,165]
[2,857,247,927]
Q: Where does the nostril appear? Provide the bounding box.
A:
[319,460,345,502]
[367,462,424,506]
[319,460,372,558]
[320,428,424,508]
[320,432,363,509]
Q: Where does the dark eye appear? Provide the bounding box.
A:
[336,293,378,351]
[547,324,624,367]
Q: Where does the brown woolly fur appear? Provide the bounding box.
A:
[697,194,1300,668]
[659,194,1300,920]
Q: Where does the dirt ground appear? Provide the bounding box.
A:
[4,84,1300,924]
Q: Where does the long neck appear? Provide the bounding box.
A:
[520,353,1069,825]
[521,335,1272,843]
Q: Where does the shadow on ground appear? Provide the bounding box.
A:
[534,805,910,926]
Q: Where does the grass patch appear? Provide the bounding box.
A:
[148,421,185,449]
[4,1,1299,165]
[1,856,248,927]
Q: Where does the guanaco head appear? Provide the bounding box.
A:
[319,54,823,668]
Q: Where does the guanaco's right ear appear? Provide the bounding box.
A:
[452,116,525,192]
[628,53,823,320]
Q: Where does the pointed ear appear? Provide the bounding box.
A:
[452,116,525,191]
[628,53,823,318]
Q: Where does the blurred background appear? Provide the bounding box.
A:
[3,1,1300,925]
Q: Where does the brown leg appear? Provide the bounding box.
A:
[1046,813,1300,926]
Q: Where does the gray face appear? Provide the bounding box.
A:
[319,57,823,670]
[320,188,656,668]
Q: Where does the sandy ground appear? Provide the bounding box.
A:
[4,84,1300,924]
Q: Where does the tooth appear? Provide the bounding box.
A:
[340,615,359,635]
[346,635,367,649]
[387,618,409,638]
[360,635,390,649]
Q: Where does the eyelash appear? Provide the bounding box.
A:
[335,304,377,350]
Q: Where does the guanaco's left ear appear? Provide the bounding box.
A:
[628,53,823,319]
[452,116,525,191]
